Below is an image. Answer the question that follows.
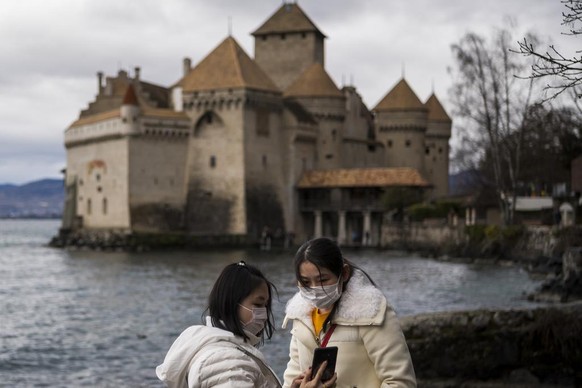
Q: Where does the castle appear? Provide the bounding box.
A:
[61,3,451,246]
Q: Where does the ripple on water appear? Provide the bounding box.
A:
[0,220,547,386]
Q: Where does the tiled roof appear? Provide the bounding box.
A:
[178,37,279,93]
[284,63,343,98]
[69,109,121,128]
[425,94,451,122]
[297,168,430,188]
[142,107,189,120]
[373,78,426,112]
[252,3,324,37]
[122,84,139,106]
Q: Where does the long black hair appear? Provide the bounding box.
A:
[294,237,375,328]
[205,261,277,345]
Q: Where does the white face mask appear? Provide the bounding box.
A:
[299,277,342,310]
[239,304,268,336]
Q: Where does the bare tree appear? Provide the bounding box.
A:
[449,26,539,225]
[516,0,582,100]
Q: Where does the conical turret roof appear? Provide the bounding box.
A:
[284,63,342,98]
[122,84,139,106]
[252,3,325,37]
[373,78,426,112]
[177,37,279,93]
[425,93,452,122]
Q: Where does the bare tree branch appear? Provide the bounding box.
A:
[513,0,582,100]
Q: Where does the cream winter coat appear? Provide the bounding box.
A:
[156,317,282,388]
[282,270,416,388]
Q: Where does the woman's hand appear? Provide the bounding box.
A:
[297,361,338,388]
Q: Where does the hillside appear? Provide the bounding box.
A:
[0,179,64,218]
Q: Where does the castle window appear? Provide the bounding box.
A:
[122,118,127,123]
[405,139,411,147]
[97,186,102,193]
[102,198,107,215]
[262,36,267,41]
[438,147,443,154]
[262,155,268,167]
[302,32,306,38]
[332,129,337,142]
[325,154,334,159]
[96,174,101,181]
[425,147,430,155]
[87,199,92,215]
[387,140,393,148]
[281,33,286,40]
[256,108,270,136]
[210,156,216,168]
[79,179,84,186]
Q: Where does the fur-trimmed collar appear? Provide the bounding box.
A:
[283,269,387,327]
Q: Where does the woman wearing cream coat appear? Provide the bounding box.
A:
[282,238,416,388]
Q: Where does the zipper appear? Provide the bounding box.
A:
[297,318,321,346]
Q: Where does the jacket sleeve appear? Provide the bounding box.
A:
[188,345,263,388]
[360,307,417,388]
[282,327,302,388]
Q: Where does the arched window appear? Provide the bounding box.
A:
[87,199,92,215]
[102,198,108,215]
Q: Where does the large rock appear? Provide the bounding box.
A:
[531,247,582,302]
[400,302,582,386]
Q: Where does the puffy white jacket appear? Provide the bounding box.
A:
[282,270,416,388]
[156,317,282,388]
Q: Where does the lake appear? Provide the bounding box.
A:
[0,219,545,387]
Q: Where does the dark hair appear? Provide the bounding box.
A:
[205,261,277,345]
[294,237,375,328]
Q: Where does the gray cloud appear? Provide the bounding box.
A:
[0,0,575,183]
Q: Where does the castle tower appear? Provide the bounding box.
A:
[175,36,285,238]
[373,79,428,175]
[424,93,452,198]
[284,62,345,170]
[252,3,326,90]
[120,84,141,135]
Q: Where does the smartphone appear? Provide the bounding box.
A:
[310,346,338,381]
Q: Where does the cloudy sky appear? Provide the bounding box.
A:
[0,0,575,184]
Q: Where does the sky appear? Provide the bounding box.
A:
[0,0,577,185]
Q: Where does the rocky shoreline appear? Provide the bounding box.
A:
[402,301,582,387]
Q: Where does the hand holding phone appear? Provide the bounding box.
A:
[310,346,338,381]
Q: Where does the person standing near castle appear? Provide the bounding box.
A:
[156,261,334,388]
[282,237,417,387]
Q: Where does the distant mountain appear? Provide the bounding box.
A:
[448,170,485,197]
[0,178,64,218]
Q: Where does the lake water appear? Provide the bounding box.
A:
[0,219,546,387]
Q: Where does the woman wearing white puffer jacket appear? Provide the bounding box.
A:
[282,238,417,388]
